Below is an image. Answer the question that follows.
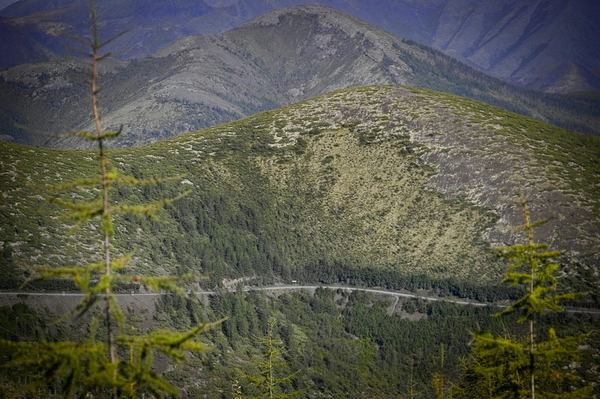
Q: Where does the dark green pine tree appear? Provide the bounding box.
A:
[0,1,222,397]
[463,195,591,399]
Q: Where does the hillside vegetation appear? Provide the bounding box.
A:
[2,288,598,398]
[1,86,599,300]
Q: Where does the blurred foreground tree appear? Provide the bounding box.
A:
[459,196,591,398]
[432,343,458,399]
[0,1,222,397]
[242,318,298,399]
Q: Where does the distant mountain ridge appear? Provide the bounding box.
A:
[1,6,598,146]
[1,0,598,93]
[0,0,17,11]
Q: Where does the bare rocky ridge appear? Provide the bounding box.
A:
[1,6,598,147]
[1,0,598,93]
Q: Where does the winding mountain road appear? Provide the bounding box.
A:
[1,285,599,315]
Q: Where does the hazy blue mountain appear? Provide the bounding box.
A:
[428,0,600,93]
[2,6,598,146]
[1,0,598,93]
[0,0,17,10]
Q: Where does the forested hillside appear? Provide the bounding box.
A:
[2,86,599,303]
[1,2,599,397]
[1,287,598,397]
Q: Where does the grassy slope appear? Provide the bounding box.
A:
[1,86,599,296]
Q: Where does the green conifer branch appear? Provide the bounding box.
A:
[464,195,591,398]
[242,318,299,399]
[0,1,220,396]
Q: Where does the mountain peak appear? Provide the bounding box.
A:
[245,4,390,39]
[249,4,352,22]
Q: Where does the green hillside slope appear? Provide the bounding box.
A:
[1,86,599,299]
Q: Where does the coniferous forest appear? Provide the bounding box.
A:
[0,0,599,398]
